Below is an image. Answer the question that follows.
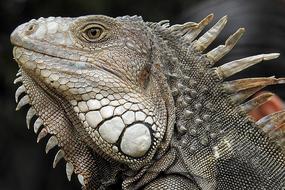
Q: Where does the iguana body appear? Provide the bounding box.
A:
[10,14,285,189]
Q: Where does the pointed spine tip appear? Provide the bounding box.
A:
[208,13,214,20]
[16,95,30,111]
[14,76,23,84]
[16,70,22,77]
[45,136,58,154]
[241,92,274,113]
[217,53,279,79]
[53,149,65,168]
[66,162,74,181]
[15,85,26,103]
[26,107,36,129]
[77,174,85,186]
[33,117,43,134]
[37,128,48,143]
[207,27,246,63]
[194,15,229,51]
[220,15,228,25]
[226,28,245,45]
[222,15,228,20]
[264,53,280,60]
[277,78,285,84]
[257,111,285,133]
[201,13,214,26]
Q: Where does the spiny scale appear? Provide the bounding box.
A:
[77,174,85,186]
[157,20,170,28]
[222,77,284,94]
[16,69,22,77]
[216,53,280,79]
[239,92,273,113]
[184,14,214,42]
[37,128,48,143]
[224,77,285,104]
[46,136,58,154]
[26,107,36,129]
[13,76,23,84]
[229,86,267,104]
[194,15,228,51]
[53,149,65,168]
[33,117,43,133]
[207,28,245,62]
[257,111,285,133]
[184,110,194,117]
[16,95,29,110]
[169,22,197,33]
[15,85,26,103]
[66,162,74,181]
[256,111,285,150]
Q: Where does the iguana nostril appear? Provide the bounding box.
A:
[25,23,37,35]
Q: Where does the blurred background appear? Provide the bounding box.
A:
[0,0,285,189]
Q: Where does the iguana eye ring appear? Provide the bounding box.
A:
[82,24,105,42]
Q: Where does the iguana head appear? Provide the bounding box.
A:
[11,15,175,183]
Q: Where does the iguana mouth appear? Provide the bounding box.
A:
[13,46,94,75]
[12,45,93,67]
[13,46,125,86]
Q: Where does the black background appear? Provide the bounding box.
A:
[1,0,285,189]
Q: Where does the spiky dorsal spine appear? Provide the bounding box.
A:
[147,14,285,189]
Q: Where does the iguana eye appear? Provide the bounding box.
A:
[86,27,101,39]
[82,24,105,42]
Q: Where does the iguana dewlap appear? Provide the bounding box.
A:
[11,14,285,189]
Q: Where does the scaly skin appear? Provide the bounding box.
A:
[11,15,285,189]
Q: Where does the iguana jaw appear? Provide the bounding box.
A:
[12,45,162,168]
[13,45,128,187]
[14,66,107,188]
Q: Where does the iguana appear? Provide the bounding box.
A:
[10,14,285,189]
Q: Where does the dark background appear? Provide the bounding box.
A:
[1,0,285,189]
